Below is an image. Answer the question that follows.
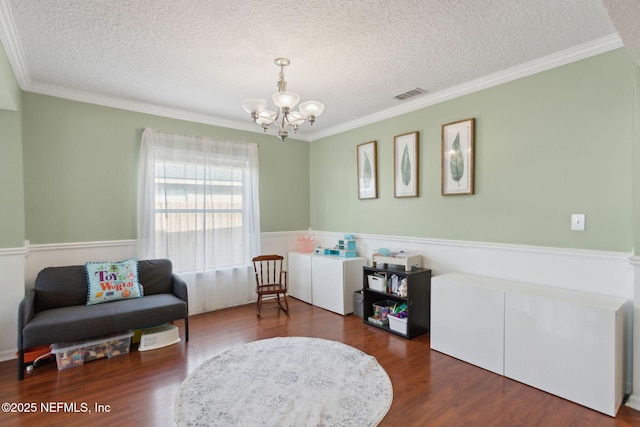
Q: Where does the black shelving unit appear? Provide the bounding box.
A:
[362,264,431,339]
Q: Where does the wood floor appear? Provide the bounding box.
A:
[2,298,640,427]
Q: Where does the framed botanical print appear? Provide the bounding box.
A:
[394,131,419,198]
[357,141,378,199]
[442,118,475,195]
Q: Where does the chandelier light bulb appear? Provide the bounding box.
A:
[299,101,325,122]
[242,99,268,120]
[272,91,300,110]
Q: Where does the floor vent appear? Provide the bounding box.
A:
[394,88,427,100]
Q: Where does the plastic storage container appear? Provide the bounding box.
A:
[138,324,181,351]
[388,313,408,334]
[368,275,386,292]
[353,291,364,318]
[373,300,396,319]
[51,330,133,370]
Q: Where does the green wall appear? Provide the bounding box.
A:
[11,48,639,252]
[311,49,636,252]
[22,94,310,244]
[0,42,25,248]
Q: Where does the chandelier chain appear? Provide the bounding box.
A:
[277,65,287,92]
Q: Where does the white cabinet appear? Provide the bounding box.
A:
[288,252,312,304]
[504,287,625,417]
[431,273,626,417]
[288,252,365,315]
[430,275,505,375]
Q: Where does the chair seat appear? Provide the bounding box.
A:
[258,284,286,294]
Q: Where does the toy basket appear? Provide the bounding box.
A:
[297,234,315,253]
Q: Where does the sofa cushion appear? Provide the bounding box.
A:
[85,258,143,305]
[138,259,174,295]
[22,294,187,349]
[22,302,119,349]
[33,259,178,312]
[34,265,88,312]
[114,294,188,330]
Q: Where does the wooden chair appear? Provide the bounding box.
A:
[251,254,289,316]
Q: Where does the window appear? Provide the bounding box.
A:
[137,128,260,312]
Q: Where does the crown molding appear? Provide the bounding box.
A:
[0,0,30,88]
[25,80,314,142]
[28,81,314,142]
[307,33,623,141]
[0,0,621,144]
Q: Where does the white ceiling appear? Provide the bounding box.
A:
[0,0,637,141]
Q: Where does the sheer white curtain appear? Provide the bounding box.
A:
[137,128,260,314]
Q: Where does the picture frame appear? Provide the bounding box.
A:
[442,118,475,195]
[394,131,419,198]
[357,140,378,199]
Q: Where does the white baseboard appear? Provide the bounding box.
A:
[0,348,17,363]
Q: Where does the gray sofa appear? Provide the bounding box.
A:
[18,258,189,380]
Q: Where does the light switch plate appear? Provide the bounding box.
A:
[571,214,585,231]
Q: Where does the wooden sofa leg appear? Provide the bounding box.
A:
[18,349,25,381]
[184,316,189,342]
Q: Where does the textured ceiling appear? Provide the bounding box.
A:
[0,0,633,140]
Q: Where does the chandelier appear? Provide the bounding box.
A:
[242,58,324,142]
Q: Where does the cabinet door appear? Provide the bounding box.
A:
[504,291,624,416]
[311,256,345,314]
[430,277,505,375]
[312,256,366,315]
[288,252,312,304]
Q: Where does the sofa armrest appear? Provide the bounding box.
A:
[18,288,36,350]
[172,273,189,304]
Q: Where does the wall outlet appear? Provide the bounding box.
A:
[571,214,585,231]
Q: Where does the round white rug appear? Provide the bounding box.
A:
[174,337,393,427]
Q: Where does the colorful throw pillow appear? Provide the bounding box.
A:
[85,258,144,305]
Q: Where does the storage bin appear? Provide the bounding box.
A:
[297,235,315,253]
[368,275,386,292]
[388,313,408,334]
[373,300,396,319]
[51,330,133,370]
[138,323,181,351]
[368,315,389,326]
[353,291,364,318]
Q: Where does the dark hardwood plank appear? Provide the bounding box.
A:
[1,298,639,426]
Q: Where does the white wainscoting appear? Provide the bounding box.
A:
[0,233,300,361]
[3,231,639,409]
[0,247,26,362]
[24,239,139,288]
[627,257,640,411]
[309,230,636,402]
